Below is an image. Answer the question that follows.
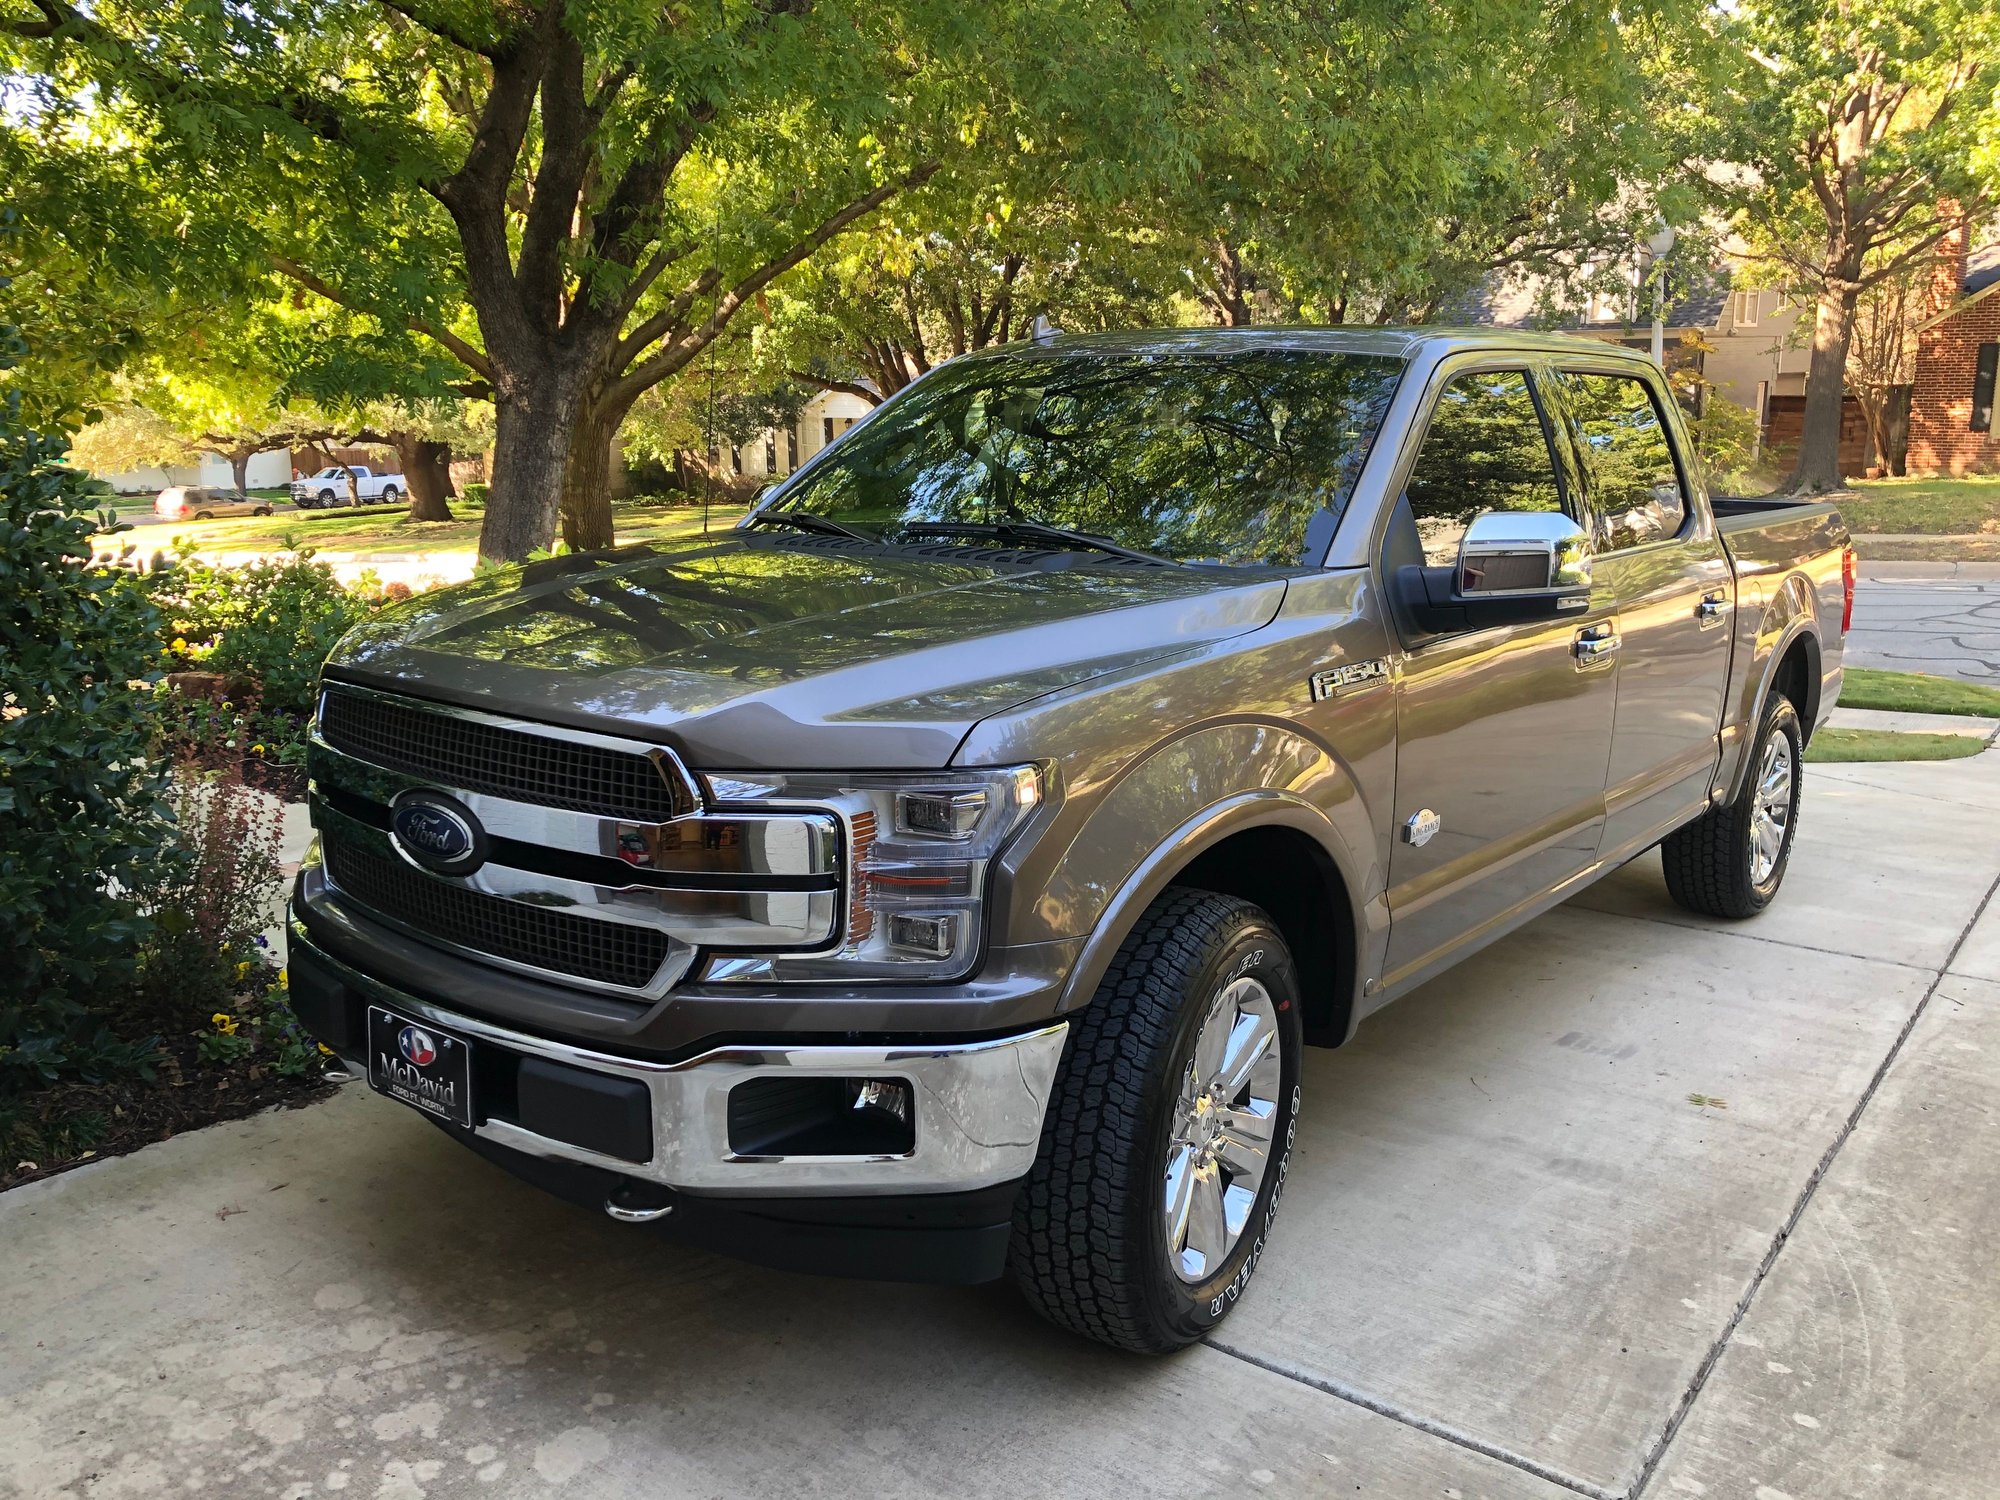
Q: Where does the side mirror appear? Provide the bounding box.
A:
[1393,510,1593,636]
[1457,510,1593,598]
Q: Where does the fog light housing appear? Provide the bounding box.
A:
[886,911,959,958]
[849,1077,911,1127]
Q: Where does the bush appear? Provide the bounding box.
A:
[129,764,282,1026]
[461,481,489,507]
[147,549,371,717]
[0,366,179,1102]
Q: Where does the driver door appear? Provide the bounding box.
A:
[1381,367,1620,990]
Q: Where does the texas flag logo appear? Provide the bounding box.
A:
[398,1026,438,1067]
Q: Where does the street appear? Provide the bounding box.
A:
[5,750,1998,1500]
[1850,571,2000,683]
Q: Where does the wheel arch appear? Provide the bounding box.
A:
[1056,794,1364,1050]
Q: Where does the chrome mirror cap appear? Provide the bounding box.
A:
[1456,510,1593,597]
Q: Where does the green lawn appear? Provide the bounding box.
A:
[1805,727,1987,763]
[1840,667,2000,717]
[1838,475,2000,535]
[109,499,739,560]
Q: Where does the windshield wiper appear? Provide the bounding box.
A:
[905,520,1179,567]
[746,509,875,543]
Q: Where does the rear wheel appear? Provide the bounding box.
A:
[381,484,400,504]
[1012,889,1302,1353]
[193,510,214,520]
[1662,692,1803,918]
[254,505,273,516]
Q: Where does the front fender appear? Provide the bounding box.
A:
[1016,720,1383,1033]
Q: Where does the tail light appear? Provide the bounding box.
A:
[1841,546,1857,633]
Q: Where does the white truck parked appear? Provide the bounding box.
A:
[291,464,406,509]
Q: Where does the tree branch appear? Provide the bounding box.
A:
[269,254,494,381]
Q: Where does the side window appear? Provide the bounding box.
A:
[1403,370,1567,568]
[1557,372,1688,549]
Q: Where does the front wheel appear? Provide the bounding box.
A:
[1662,692,1803,918]
[1012,889,1302,1353]
[318,489,338,507]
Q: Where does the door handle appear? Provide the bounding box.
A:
[1696,590,1729,628]
[1572,622,1620,669]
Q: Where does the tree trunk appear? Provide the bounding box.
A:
[393,435,456,522]
[480,381,581,563]
[558,393,635,552]
[1788,282,1859,493]
[343,466,361,506]
[229,449,251,496]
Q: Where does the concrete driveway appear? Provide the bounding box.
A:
[6,751,1999,1500]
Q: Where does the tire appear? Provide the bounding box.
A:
[1662,692,1803,919]
[254,505,273,516]
[381,485,400,504]
[1012,888,1303,1353]
[318,489,337,507]
[193,510,213,520]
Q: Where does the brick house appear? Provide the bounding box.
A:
[1907,223,2000,475]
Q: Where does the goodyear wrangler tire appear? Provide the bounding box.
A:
[1662,692,1803,919]
[1011,889,1303,1353]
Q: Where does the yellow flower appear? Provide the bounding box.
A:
[233,960,253,980]
[277,968,288,987]
[210,1012,238,1035]
[250,743,266,755]
[171,636,188,652]
[318,1043,335,1057]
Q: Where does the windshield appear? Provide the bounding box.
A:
[766,350,1403,565]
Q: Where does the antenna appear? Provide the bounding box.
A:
[1030,314,1059,345]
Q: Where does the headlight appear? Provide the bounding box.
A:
[699,764,1046,983]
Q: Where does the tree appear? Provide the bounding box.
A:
[1708,0,2000,492]
[6,0,1228,562]
[1848,256,1928,475]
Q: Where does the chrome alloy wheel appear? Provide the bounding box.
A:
[1162,975,1284,1283]
[1749,732,1795,885]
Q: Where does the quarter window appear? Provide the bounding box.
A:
[1555,372,1689,549]
[1403,370,1568,568]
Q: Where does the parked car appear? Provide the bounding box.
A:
[285,329,1851,1354]
[154,485,274,520]
[291,464,405,508]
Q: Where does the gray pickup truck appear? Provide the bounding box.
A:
[288,329,1851,1353]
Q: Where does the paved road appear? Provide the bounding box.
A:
[7,752,2000,1499]
[1849,575,2000,683]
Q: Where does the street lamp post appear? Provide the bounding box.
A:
[1646,222,1678,368]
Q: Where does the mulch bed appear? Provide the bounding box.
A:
[1,1033,335,1193]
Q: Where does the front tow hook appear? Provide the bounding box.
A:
[604,1181,675,1224]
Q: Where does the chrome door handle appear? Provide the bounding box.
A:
[1572,623,1621,668]
[1696,590,1729,628]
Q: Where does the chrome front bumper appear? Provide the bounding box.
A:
[324,964,1068,1198]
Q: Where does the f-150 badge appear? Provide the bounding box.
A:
[1310,657,1390,701]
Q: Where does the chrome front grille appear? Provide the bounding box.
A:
[323,837,672,991]
[319,686,696,822]
[307,685,843,998]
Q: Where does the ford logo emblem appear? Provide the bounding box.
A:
[389,792,485,874]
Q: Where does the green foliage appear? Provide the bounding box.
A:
[0,334,178,1102]
[461,481,489,507]
[146,549,372,717]
[128,768,281,1028]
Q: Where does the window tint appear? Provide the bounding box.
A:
[1403,370,1566,567]
[1557,372,1688,549]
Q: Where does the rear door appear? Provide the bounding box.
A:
[1380,365,1620,989]
[1545,365,1732,858]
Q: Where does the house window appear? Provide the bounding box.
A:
[765,436,777,473]
[730,445,743,475]
[822,416,834,447]
[786,429,798,470]
[1732,290,1761,328]
[1973,343,1998,433]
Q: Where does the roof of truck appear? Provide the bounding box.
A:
[972,326,1658,362]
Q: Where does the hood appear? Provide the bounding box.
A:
[325,533,1290,768]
